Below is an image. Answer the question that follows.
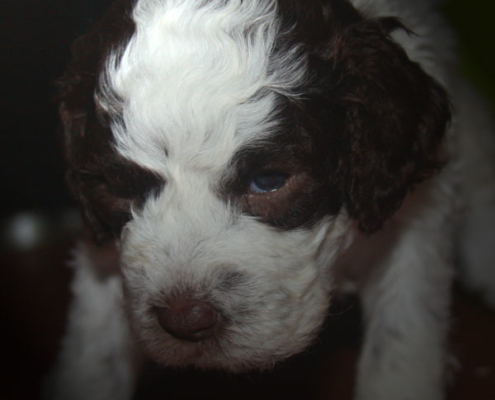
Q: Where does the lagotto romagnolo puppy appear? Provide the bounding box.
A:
[49,0,495,399]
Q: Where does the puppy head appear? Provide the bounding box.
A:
[59,0,450,371]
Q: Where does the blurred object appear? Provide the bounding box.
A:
[1,209,81,252]
[0,213,78,400]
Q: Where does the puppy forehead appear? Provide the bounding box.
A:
[99,0,307,175]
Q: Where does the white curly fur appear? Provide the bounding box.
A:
[49,1,495,400]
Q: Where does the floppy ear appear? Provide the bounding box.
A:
[59,84,122,244]
[57,0,137,243]
[60,89,150,244]
[326,17,451,233]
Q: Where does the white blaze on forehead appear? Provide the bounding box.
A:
[99,0,307,174]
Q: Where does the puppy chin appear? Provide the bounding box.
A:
[136,329,290,373]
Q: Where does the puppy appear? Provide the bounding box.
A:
[50,0,495,399]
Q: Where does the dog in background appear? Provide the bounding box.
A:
[49,0,495,399]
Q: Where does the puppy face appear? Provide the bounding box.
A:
[60,0,450,371]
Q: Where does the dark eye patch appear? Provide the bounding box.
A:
[75,156,165,238]
[222,136,341,230]
[218,93,346,231]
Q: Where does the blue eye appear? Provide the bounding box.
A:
[249,172,289,193]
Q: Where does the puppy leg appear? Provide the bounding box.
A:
[46,242,139,400]
[457,81,495,307]
[355,222,454,400]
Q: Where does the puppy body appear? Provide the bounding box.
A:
[50,1,495,399]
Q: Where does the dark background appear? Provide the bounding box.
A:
[1,1,495,400]
[1,0,495,222]
[1,0,113,221]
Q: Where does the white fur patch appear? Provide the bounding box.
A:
[99,0,307,175]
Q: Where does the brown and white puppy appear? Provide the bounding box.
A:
[50,1,495,399]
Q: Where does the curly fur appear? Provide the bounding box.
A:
[49,1,495,399]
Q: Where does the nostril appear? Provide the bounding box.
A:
[155,300,220,342]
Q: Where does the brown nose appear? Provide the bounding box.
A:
[155,300,220,342]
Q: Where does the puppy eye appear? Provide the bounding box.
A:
[249,172,289,193]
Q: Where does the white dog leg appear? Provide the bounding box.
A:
[355,223,454,400]
[457,81,495,307]
[46,242,138,400]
